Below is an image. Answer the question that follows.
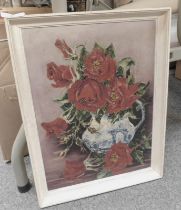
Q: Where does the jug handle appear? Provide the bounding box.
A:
[134,100,145,132]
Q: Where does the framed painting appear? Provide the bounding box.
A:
[5,8,171,208]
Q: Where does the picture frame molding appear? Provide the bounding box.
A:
[5,8,171,208]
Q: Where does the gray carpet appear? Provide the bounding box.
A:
[168,74,181,119]
[0,75,181,210]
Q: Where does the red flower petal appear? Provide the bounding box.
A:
[68,79,106,113]
[106,78,139,114]
[41,118,68,138]
[104,142,133,175]
[84,49,116,82]
[47,63,73,88]
[64,159,86,180]
[55,39,72,58]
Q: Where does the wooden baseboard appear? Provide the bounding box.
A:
[0,6,52,14]
[176,60,181,80]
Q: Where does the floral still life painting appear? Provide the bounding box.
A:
[41,38,152,188]
[6,10,170,207]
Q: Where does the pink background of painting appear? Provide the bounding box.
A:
[22,20,156,189]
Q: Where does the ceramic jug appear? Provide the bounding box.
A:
[82,100,145,154]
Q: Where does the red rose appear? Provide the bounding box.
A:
[47,62,73,88]
[64,159,86,180]
[106,78,139,114]
[84,49,116,82]
[105,142,133,175]
[41,118,68,138]
[55,39,72,58]
[68,79,106,112]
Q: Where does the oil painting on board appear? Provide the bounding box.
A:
[22,19,156,190]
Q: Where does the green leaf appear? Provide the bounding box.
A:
[84,155,104,171]
[83,112,92,122]
[54,93,68,102]
[63,109,71,117]
[70,54,78,60]
[132,150,144,164]
[137,82,150,97]
[117,57,135,76]
[105,44,115,58]
[97,170,112,179]
[95,109,105,123]
[108,109,132,124]
[61,102,72,112]
[76,46,88,79]
[112,115,120,123]
[76,110,82,119]
[144,140,152,150]
[76,110,92,124]
[127,75,135,84]
[107,113,119,124]
[116,66,124,77]
[142,134,152,149]
[123,111,137,120]
[67,106,76,121]
[108,113,115,120]
[80,46,88,61]
[94,42,104,52]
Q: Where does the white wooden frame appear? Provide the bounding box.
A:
[5,8,171,208]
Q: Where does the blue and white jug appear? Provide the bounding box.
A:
[82,100,145,154]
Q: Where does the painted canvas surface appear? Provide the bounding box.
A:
[22,20,156,190]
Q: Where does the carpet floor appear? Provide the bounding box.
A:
[0,75,181,210]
